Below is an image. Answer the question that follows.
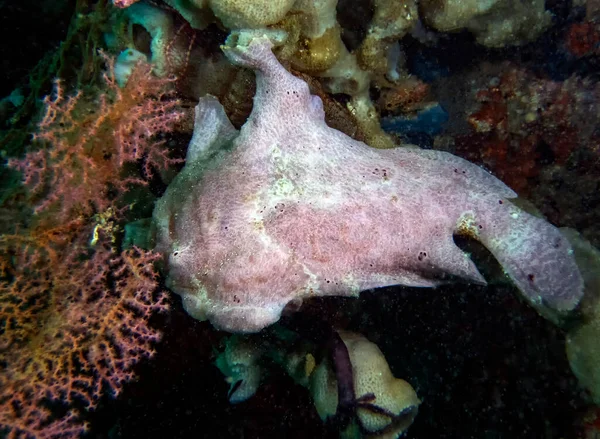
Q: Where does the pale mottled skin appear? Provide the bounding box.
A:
[153,30,583,333]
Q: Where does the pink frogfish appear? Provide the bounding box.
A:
[153,30,583,333]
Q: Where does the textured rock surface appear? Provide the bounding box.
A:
[153,30,583,333]
[420,0,552,47]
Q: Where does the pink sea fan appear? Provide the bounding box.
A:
[9,54,185,223]
[0,228,170,438]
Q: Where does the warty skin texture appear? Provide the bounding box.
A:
[153,30,583,333]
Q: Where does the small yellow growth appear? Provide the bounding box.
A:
[357,0,418,75]
[292,25,343,73]
[209,0,296,28]
[305,352,316,377]
[339,331,420,435]
[567,319,600,405]
[456,212,479,239]
[252,219,265,232]
[347,94,396,149]
[90,208,120,245]
[420,0,552,47]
